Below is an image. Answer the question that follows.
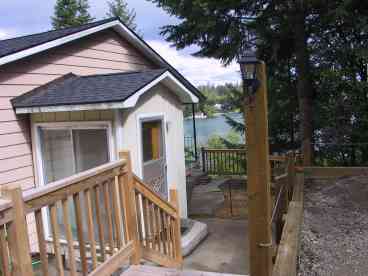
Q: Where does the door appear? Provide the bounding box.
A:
[141,118,167,199]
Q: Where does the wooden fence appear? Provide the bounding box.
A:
[201,147,291,178]
[201,148,247,175]
[0,151,182,276]
[270,155,368,276]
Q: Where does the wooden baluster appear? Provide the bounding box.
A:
[103,181,114,255]
[142,197,150,248]
[49,203,64,276]
[62,198,77,276]
[2,186,33,276]
[161,212,168,256]
[169,189,183,265]
[169,217,176,259]
[118,170,128,245]
[35,210,48,276]
[135,192,145,246]
[164,214,173,258]
[154,206,161,251]
[93,184,106,261]
[73,192,88,275]
[149,202,157,249]
[84,189,98,269]
[112,177,123,249]
[156,207,163,253]
[0,225,11,276]
[119,151,141,264]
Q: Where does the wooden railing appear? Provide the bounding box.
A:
[0,150,182,276]
[201,147,289,178]
[132,175,182,268]
[201,148,247,175]
[271,152,304,276]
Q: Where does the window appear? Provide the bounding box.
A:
[142,121,162,162]
[36,122,112,240]
[39,124,111,183]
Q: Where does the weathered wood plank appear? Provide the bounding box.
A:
[89,241,134,276]
[302,167,368,179]
[273,202,303,276]
[84,188,98,269]
[35,209,49,276]
[49,203,64,276]
[62,198,77,276]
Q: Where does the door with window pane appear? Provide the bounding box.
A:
[39,125,110,239]
[141,119,167,199]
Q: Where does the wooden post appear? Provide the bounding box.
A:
[169,189,183,266]
[119,151,141,264]
[244,61,273,276]
[2,185,34,276]
[287,152,296,201]
[201,147,206,172]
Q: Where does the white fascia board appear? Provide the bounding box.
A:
[14,101,125,114]
[0,20,165,69]
[0,21,119,66]
[122,71,199,108]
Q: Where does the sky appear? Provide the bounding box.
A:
[0,0,240,86]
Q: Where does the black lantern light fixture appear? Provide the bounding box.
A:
[239,50,261,97]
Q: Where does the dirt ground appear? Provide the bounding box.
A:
[298,176,368,276]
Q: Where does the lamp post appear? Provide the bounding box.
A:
[239,51,273,276]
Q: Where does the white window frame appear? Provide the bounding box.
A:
[33,121,115,238]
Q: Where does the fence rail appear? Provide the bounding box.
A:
[0,151,182,276]
[201,147,291,177]
[201,148,247,175]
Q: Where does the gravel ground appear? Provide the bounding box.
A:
[298,176,368,276]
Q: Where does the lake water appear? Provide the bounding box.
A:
[184,112,244,146]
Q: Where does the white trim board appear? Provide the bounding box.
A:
[14,71,199,114]
[32,120,115,238]
[0,20,162,67]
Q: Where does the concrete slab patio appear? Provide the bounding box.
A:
[183,218,249,275]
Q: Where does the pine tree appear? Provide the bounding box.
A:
[106,0,137,31]
[76,0,94,25]
[52,0,94,30]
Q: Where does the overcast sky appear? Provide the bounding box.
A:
[0,0,240,86]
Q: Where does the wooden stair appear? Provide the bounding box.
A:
[122,265,248,276]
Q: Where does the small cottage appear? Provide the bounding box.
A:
[0,17,203,243]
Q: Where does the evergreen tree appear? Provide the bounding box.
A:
[106,0,138,31]
[76,0,94,25]
[52,0,94,29]
[147,0,368,165]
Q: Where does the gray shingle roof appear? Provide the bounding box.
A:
[0,18,116,58]
[11,69,167,108]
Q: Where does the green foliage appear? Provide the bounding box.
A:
[77,0,94,25]
[106,0,138,31]
[148,0,368,164]
[52,0,94,29]
[184,83,243,118]
[207,134,225,149]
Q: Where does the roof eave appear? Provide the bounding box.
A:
[13,71,199,114]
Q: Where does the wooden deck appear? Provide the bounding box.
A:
[122,265,248,276]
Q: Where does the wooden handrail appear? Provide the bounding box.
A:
[0,151,182,275]
[133,175,177,217]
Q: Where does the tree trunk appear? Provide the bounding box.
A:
[293,2,314,166]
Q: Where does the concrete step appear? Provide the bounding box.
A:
[122,265,248,276]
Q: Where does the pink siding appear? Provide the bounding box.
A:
[0,29,156,191]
